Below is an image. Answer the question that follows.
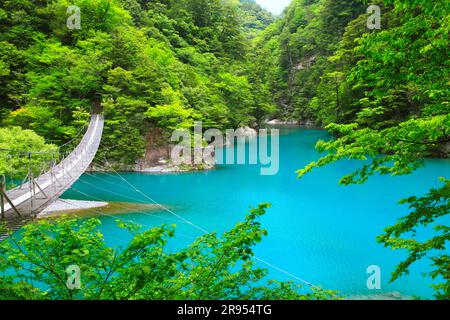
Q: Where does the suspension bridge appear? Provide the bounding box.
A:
[0,113,327,292]
[0,113,104,219]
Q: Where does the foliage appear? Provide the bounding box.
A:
[0,204,337,300]
[378,179,450,300]
[0,127,58,179]
[0,0,448,301]
[297,115,450,185]
[0,0,275,166]
[238,0,275,39]
[254,0,366,122]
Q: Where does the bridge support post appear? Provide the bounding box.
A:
[1,175,5,219]
[33,180,48,199]
[0,175,21,218]
[29,165,34,213]
[18,173,29,190]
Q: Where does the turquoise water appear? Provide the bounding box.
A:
[64,127,449,299]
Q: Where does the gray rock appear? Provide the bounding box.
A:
[234,126,258,137]
[266,119,298,125]
[440,142,450,156]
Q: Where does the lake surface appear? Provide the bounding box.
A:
[64,127,449,299]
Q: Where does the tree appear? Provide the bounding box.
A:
[0,0,276,166]
[0,204,337,300]
[378,180,450,300]
[0,126,58,179]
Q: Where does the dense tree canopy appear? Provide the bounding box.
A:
[0,127,58,179]
[0,0,276,166]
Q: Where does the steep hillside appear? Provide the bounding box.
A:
[0,0,275,165]
[255,0,449,129]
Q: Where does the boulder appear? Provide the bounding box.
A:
[440,142,450,156]
[234,126,258,137]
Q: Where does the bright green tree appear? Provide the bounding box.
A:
[0,127,58,179]
[0,204,337,300]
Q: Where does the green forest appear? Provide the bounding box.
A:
[0,0,448,301]
[0,0,277,165]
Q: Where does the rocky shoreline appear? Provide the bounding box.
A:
[266,118,317,127]
[90,125,262,174]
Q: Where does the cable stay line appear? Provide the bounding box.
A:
[71,180,194,227]
[56,196,195,243]
[97,161,325,291]
[79,172,199,227]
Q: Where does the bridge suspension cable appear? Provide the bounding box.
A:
[55,194,196,242]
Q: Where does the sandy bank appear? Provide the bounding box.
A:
[38,199,160,219]
[39,199,109,218]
